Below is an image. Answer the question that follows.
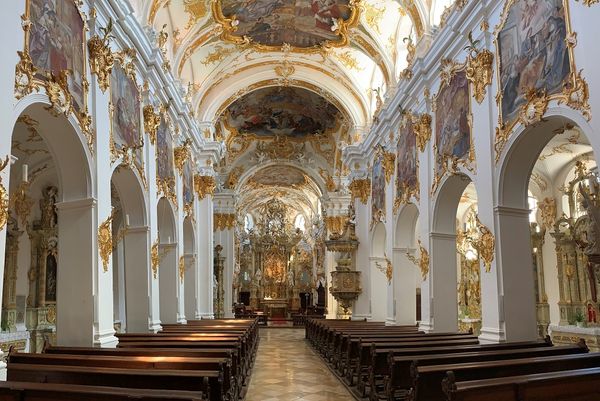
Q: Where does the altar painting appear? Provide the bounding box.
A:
[183,159,194,207]
[219,0,353,48]
[372,155,385,224]
[225,87,340,138]
[111,63,141,151]
[396,118,418,204]
[156,118,175,192]
[435,70,471,175]
[497,0,570,124]
[28,0,86,112]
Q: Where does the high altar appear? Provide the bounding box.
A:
[233,199,325,318]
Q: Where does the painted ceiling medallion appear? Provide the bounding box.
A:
[224,87,341,138]
[212,0,361,52]
[249,166,307,188]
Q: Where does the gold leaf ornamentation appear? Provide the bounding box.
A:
[178,255,185,283]
[406,240,429,281]
[98,213,114,272]
[538,197,557,231]
[87,20,115,93]
[0,157,10,231]
[464,33,493,104]
[349,178,370,204]
[414,113,432,152]
[214,213,236,231]
[143,105,161,145]
[14,50,38,99]
[194,175,216,200]
[151,239,159,279]
[173,139,192,174]
[324,216,348,238]
[375,254,393,284]
[382,152,396,184]
[472,216,495,273]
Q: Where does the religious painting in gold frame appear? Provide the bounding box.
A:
[432,63,474,194]
[371,151,386,227]
[494,0,590,162]
[109,62,142,161]
[212,0,361,52]
[156,117,176,205]
[18,0,90,131]
[395,113,419,210]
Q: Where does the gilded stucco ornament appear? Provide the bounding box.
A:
[464,31,494,104]
[87,19,115,93]
[14,50,38,99]
[45,71,73,117]
[194,174,216,200]
[576,0,599,5]
[98,213,114,272]
[214,213,236,231]
[349,178,370,204]
[560,70,591,121]
[382,151,396,185]
[174,139,192,175]
[375,254,393,284]
[11,181,33,227]
[0,157,10,231]
[414,113,432,152]
[325,216,349,239]
[178,255,185,283]
[151,239,159,279]
[406,239,429,281]
[538,197,557,231]
[472,216,495,273]
[143,105,161,145]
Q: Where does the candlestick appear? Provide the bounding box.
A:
[22,164,28,183]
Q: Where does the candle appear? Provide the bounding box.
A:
[168,236,171,243]
[125,214,130,227]
[22,164,28,183]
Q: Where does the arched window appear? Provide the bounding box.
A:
[528,191,538,223]
[294,214,306,232]
[244,214,254,233]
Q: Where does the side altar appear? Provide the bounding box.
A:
[260,298,288,319]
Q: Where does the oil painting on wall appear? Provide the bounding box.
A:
[183,159,194,208]
[111,63,141,151]
[372,155,385,224]
[396,118,418,204]
[498,0,570,124]
[225,87,341,138]
[435,70,471,175]
[219,0,352,48]
[28,0,86,112]
[156,118,175,192]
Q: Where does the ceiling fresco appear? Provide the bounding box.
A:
[217,0,354,48]
[248,166,307,187]
[223,87,341,138]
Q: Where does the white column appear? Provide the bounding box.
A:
[196,195,214,318]
[184,251,197,319]
[494,206,537,341]
[325,251,338,319]
[176,183,186,324]
[222,227,235,318]
[353,197,371,320]
[145,141,161,332]
[429,232,459,332]
[159,242,178,324]
[385,178,395,325]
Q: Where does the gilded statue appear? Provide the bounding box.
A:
[40,186,58,229]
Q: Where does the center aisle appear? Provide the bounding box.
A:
[245,328,354,401]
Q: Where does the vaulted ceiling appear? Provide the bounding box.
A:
[129,0,457,212]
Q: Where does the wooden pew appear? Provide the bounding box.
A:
[0,381,208,401]
[382,342,589,401]
[8,352,235,401]
[7,363,224,401]
[442,367,600,401]
[409,352,600,401]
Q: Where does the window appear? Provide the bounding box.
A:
[294,214,306,232]
[244,214,254,233]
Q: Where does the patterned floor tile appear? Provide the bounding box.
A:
[245,328,354,400]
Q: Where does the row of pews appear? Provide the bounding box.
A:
[0,318,258,401]
[306,318,600,401]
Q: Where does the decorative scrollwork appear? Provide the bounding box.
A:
[98,212,114,272]
[464,32,494,104]
[151,238,159,279]
[406,239,429,281]
[44,71,73,116]
[375,254,393,284]
[382,151,396,185]
[560,70,591,121]
[143,105,161,145]
[14,50,38,99]
[414,113,432,152]
[87,19,115,93]
[173,138,192,174]
[472,216,495,273]
[349,178,370,204]
[214,213,236,231]
[194,175,216,200]
[0,157,10,231]
[178,255,185,283]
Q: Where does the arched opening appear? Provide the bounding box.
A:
[370,222,387,321]
[394,203,419,325]
[157,197,178,324]
[498,114,599,342]
[110,166,150,332]
[428,174,475,333]
[183,216,196,320]
[5,102,93,349]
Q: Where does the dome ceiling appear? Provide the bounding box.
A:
[223,87,342,138]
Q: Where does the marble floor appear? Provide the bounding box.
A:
[245,328,355,401]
